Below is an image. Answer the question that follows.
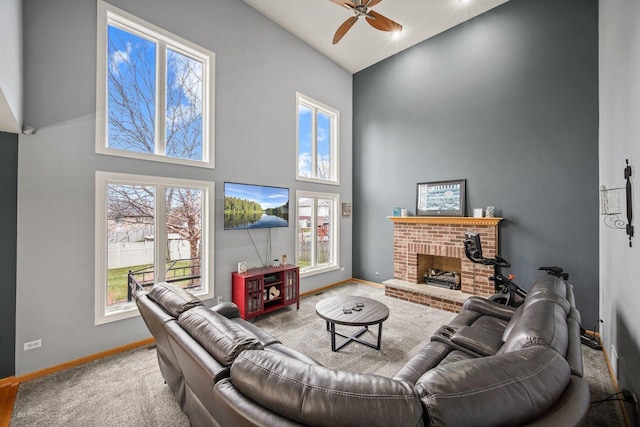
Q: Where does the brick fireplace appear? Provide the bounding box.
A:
[384,216,502,312]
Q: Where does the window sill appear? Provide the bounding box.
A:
[300,264,339,278]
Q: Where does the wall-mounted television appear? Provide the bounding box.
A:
[224,182,289,230]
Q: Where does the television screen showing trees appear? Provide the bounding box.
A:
[224,182,289,230]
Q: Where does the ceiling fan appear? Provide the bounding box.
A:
[330,0,403,45]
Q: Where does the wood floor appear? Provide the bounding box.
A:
[0,381,19,427]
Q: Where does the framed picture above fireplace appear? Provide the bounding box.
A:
[416,179,466,217]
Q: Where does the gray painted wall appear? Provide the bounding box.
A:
[353,0,600,327]
[599,1,640,423]
[0,131,17,378]
[17,0,352,375]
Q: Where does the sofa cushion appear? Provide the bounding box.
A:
[148,282,202,317]
[415,346,571,427]
[178,307,263,366]
[231,350,424,427]
[438,349,475,366]
[499,299,568,356]
[230,317,281,347]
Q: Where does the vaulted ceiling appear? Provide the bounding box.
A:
[242,0,510,73]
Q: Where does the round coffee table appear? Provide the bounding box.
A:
[315,295,389,352]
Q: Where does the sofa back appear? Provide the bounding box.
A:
[147,282,203,316]
[498,275,583,376]
[498,298,569,356]
[178,306,264,366]
[215,350,424,427]
[414,346,571,427]
[134,282,204,410]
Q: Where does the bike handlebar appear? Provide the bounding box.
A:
[493,255,511,268]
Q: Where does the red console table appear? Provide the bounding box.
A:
[232,264,300,320]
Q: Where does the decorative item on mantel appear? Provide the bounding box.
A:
[601,159,634,247]
[486,206,495,218]
[416,179,466,217]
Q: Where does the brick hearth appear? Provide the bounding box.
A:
[384,216,502,312]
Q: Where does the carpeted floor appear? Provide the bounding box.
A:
[10,282,626,426]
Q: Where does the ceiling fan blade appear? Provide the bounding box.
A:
[365,10,402,32]
[333,16,359,44]
[365,0,383,7]
[329,0,355,9]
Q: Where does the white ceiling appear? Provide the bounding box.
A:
[242,0,510,74]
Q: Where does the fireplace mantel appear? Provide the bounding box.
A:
[387,216,502,226]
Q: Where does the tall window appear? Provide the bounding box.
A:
[95,172,214,324]
[96,1,215,168]
[296,93,339,184]
[296,191,339,276]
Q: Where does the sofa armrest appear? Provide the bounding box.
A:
[566,317,584,377]
[525,376,589,426]
[450,325,504,356]
[210,301,241,319]
[415,346,571,427]
[462,296,517,321]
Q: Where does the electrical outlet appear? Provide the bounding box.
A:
[24,339,42,351]
[217,296,223,304]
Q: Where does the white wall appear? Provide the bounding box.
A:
[599,0,640,405]
[0,0,22,133]
[17,0,352,375]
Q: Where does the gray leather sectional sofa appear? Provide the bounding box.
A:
[133,275,590,427]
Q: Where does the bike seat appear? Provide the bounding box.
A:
[539,266,569,280]
[539,266,563,275]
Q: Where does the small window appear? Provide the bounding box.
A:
[296,190,340,276]
[95,171,214,324]
[96,1,215,168]
[296,93,339,184]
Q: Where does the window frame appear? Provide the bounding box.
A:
[295,190,340,277]
[95,171,214,325]
[96,1,215,168]
[295,92,340,185]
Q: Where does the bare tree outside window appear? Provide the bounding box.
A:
[166,187,202,287]
[106,183,203,307]
[107,25,204,160]
[107,26,156,154]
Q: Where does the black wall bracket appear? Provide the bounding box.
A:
[624,159,633,247]
[601,159,633,247]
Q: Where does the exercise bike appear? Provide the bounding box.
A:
[463,232,602,349]
[463,232,567,307]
